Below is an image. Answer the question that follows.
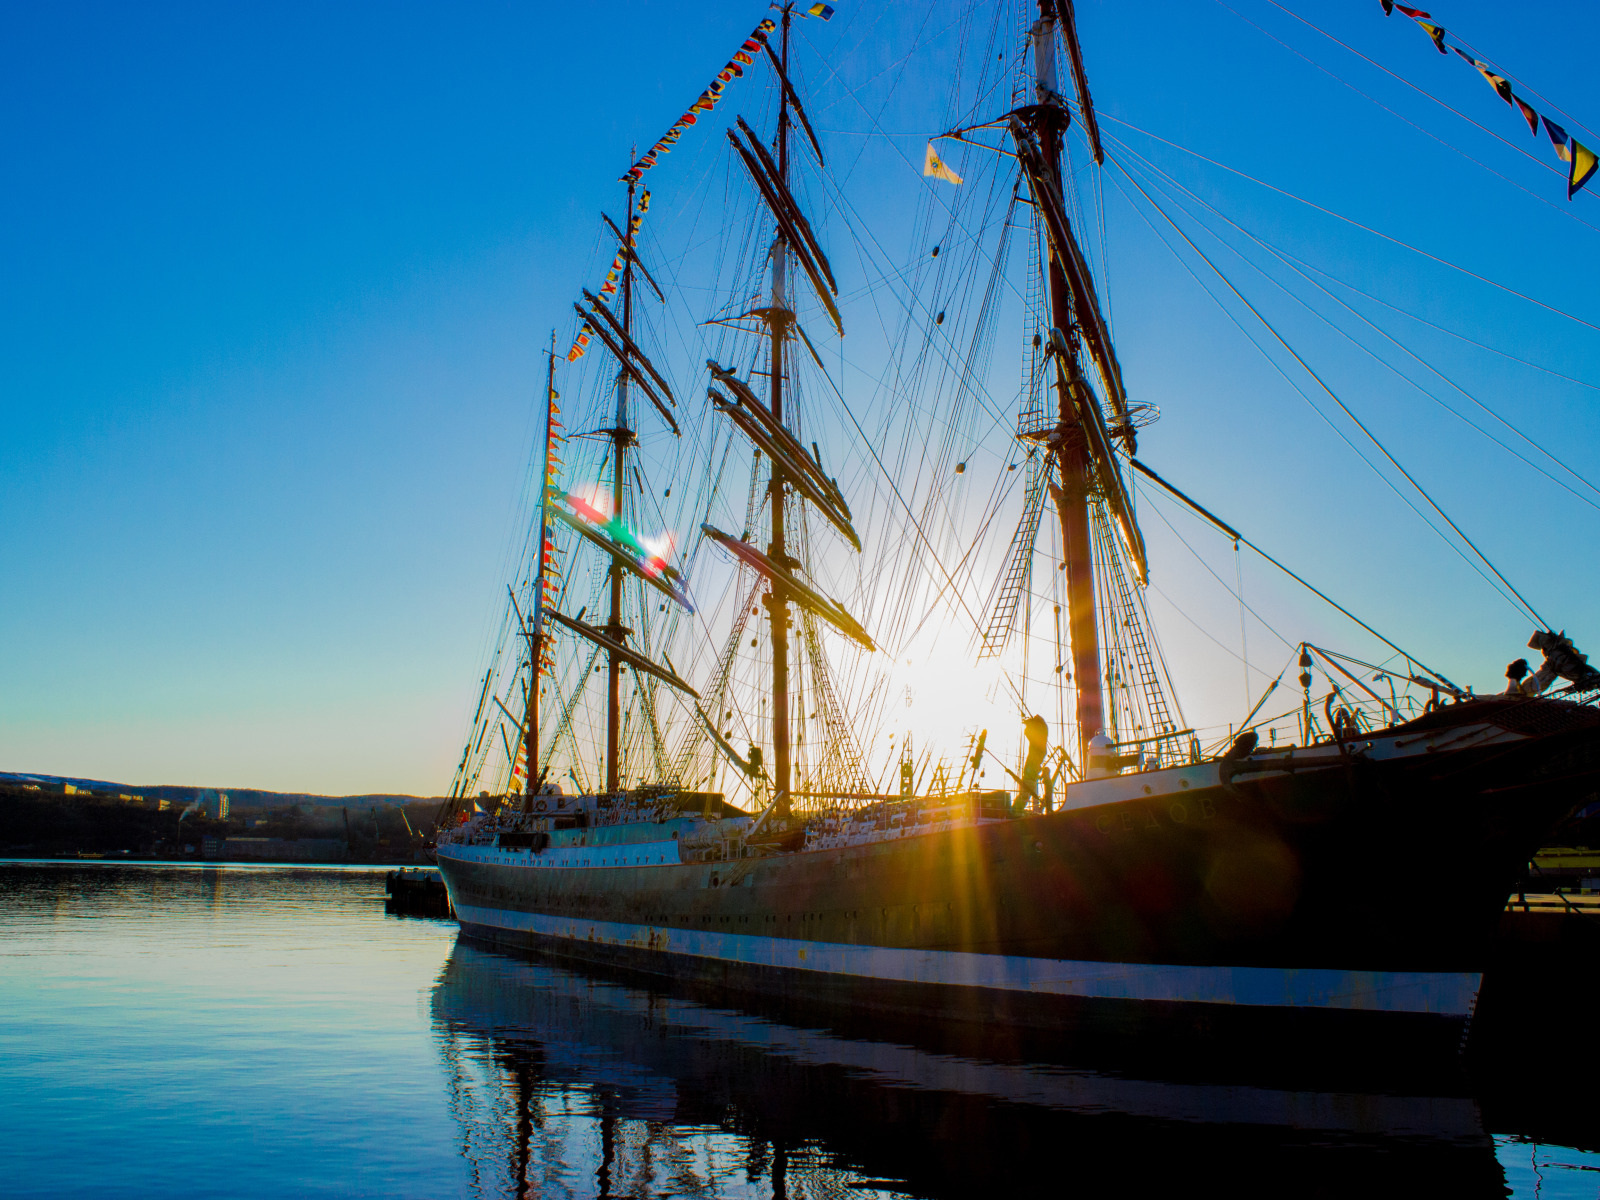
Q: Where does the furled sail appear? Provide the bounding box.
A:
[726,125,843,335]
[706,361,853,530]
[758,42,825,163]
[573,292,681,436]
[547,493,695,612]
[544,608,699,698]
[1047,327,1147,584]
[1009,117,1129,432]
[710,389,860,550]
[735,116,835,292]
[700,524,874,650]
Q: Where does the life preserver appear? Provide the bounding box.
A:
[535,799,548,813]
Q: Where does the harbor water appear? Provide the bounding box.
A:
[1,861,1595,1198]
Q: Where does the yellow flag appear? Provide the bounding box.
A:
[924,143,963,185]
[1570,138,1598,200]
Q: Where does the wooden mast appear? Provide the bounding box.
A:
[605,179,638,793]
[1036,0,1104,766]
[523,331,556,809]
[767,5,796,818]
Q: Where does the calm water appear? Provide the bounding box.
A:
[1,862,1596,1199]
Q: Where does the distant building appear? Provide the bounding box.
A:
[192,789,229,819]
[63,783,83,795]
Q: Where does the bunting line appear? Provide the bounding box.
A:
[540,380,567,615]
[616,4,834,187]
[1381,2,1595,199]
[567,191,652,362]
[619,17,778,185]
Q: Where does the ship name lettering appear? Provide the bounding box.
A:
[1168,801,1188,824]
[1199,796,1216,820]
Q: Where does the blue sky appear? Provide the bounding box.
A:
[3,1,1597,794]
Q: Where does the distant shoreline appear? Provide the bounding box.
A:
[0,857,420,871]
[0,781,439,863]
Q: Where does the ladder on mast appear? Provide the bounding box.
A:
[1093,503,1177,742]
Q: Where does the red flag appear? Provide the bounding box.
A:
[1394,4,1430,16]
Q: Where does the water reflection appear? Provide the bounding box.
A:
[0,862,464,1200]
[431,944,1521,1199]
[3,863,1595,1199]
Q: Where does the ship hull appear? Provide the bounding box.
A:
[449,905,1479,1068]
[437,699,1600,1064]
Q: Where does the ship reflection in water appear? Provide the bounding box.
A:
[429,943,1577,1199]
[3,863,1593,1198]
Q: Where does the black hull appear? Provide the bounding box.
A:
[453,915,1477,1074]
[438,697,1600,1064]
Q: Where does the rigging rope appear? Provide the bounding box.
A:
[1111,132,1600,512]
[1099,111,1600,337]
[1110,155,1549,631]
[1106,161,1535,619]
[1261,0,1600,165]
[1225,0,1577,206]
[1132,457,1460,691]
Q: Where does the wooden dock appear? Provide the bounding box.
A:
[1499,891,1600,943]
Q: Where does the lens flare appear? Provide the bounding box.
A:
[558,488,676,578]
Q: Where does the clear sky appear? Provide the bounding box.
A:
[3,1,1598,795]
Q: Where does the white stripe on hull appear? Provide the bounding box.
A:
[453,902,1480,1017]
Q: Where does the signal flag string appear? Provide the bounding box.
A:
[1377,2,1598,198]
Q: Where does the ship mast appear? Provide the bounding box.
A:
[765,7,796,818]
[1035,1,1103,764]
[523,332,557,809]
[606,180,639,793]
[700,6,866,811]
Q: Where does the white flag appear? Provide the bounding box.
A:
[924,143,963,185]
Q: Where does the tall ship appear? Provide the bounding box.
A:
[434,1,1600,1061]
